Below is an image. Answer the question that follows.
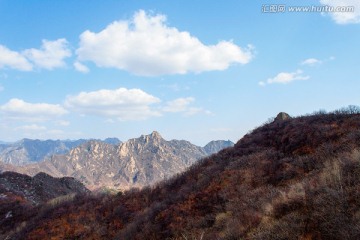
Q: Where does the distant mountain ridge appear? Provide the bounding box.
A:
[204,140,234,155]
[0,135,232,167]
[6,132,233,190]
[0,138,122,166]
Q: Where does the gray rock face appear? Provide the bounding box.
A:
[3,132,233,191]
[203,140,234,155]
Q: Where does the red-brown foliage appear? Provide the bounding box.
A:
[3,110,360,239]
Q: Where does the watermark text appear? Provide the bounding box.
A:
[262,5,355,13]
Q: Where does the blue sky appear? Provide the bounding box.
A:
[0,0,359,145]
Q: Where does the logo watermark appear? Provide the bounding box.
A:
[262,5,355,13]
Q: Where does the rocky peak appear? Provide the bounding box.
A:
[149,131,162,141]
[138,131,163,144]
[275,112,291,122]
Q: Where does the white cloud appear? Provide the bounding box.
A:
[76,10,254,76]
[15,124,47,131]
[0,39,71,72]
[301,58,322,66]
[0,45,33,71]
[260,70,310,86]
[163,97,211,116]
[74,61,89,73]
[0,98,68,121]
[0,85,3,92]
[163,97,195,113]
[64,88,161,120]
[56,120,70,126]
[184,107,212,116]
[320,0,360,24]
[23,39,71,70]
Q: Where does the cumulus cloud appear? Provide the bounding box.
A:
[64,88,161,120]
[163,97,211,116]
[320,0,360,24]
[259,70,310,86]
[0,98,68,121]
[76,10,254,76]
[0,39,71,71]
[0,45,33,71]
[23,39,71,70]
[74,61,90,73]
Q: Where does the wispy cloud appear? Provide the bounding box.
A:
[163,97,211,116]
[74,61,89,73]
[301,58,322,66]
[259,70,310,86]
[320,0,360,24]
[76,10,254,76]
[300,56,335,66]
[15,124,47,131]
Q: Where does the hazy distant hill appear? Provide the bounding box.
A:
[5,110,360,239]
[0,139,88,165]
[203,140,234,155]
[0,138,122,166]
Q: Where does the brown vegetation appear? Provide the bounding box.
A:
[3,106,360,239]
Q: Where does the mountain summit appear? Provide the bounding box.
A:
[274,112,291,121]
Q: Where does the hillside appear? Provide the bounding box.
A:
[4,110,360,239]
[0,172,89,238]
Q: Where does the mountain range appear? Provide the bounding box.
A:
[0,132,234,190]
[2,110,360,239]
